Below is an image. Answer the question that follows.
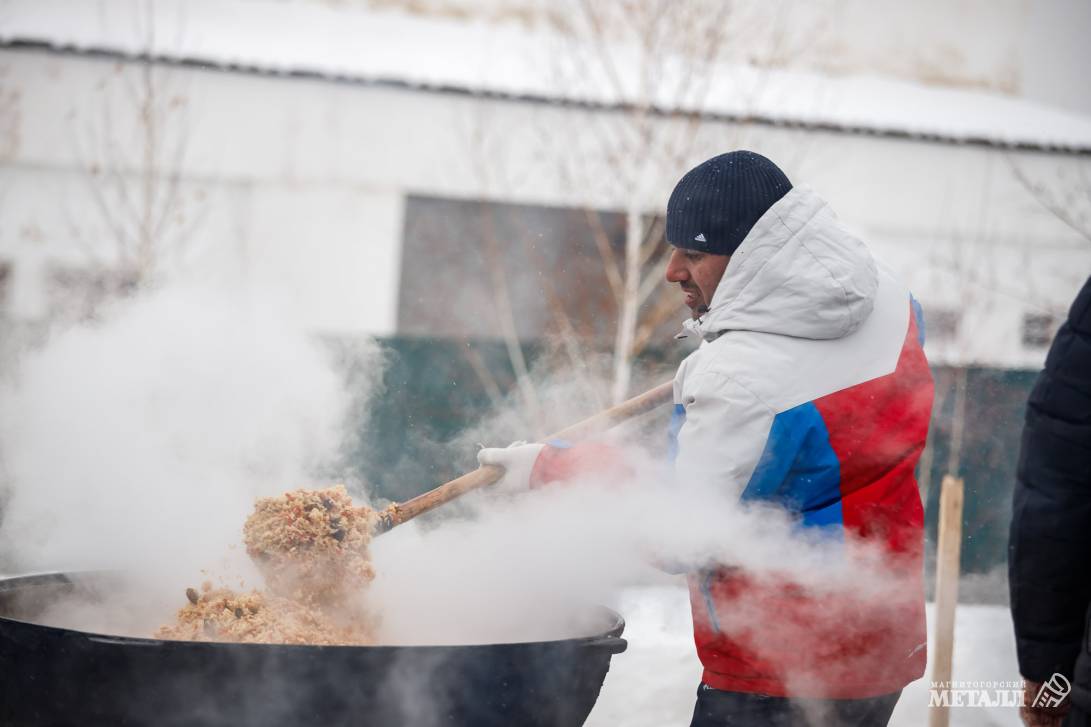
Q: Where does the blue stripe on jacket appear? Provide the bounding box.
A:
[669,399,843,632]
[667,403,686,463]
[741,401,844,533]
[910,295,926,346]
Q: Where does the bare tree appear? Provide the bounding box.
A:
[60,1,205,320]
[0,60,19,324]
[549,0,738,403]
[462,0,820,407]
[916,154,1089,498]
[0,63,18,164]
[1009,155,1091,244]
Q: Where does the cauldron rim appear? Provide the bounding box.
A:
[0,569,626,651]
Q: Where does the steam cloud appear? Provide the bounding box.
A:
[0,282,917,726]
[0,283,375,604]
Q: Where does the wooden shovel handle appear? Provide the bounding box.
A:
[373,380,673,534]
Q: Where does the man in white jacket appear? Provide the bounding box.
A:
[480,151,933,726]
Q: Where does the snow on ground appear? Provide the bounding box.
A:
[3,0,1091,151]
[587,584,1022,727]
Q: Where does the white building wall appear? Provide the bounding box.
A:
[1,47,1088,367]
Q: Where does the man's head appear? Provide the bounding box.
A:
[664,150,792,318]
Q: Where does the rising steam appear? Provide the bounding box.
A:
[0,283,376,598]
[0,281,913,698]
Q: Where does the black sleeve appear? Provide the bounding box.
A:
[1009,276,1091,682]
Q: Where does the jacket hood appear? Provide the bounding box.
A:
[680,186,878,341]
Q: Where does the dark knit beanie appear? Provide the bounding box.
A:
[666,151,792,256]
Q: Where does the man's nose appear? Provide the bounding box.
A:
[665,248,688,283]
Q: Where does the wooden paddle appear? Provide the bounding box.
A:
[372,380,674,534]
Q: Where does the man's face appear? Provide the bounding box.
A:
[665,247,730,319]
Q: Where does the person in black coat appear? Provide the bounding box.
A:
[1010,275,1091,727]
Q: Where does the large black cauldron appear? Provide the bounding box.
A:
[0,572,626,727]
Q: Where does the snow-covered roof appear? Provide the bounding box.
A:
[4,0,1091,153]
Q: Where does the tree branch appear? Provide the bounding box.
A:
[584,208,624,304]
[638,213,666,266]
[1009,156,1091,244]
[478,202,544,437]
[461,339,505,409]
[632,289,685,357]
[637,255,669,306]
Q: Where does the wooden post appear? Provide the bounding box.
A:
[928,475,965,727]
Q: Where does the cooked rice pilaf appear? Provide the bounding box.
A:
[155,582,375,645]
[243,485,377,605]
[157,485,380,645]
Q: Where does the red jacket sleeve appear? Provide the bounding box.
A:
[529,441,634,489]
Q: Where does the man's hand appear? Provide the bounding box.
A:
[1020,679,1071,727]
[477,441,545,493]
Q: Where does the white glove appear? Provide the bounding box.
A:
[477,441,545,493]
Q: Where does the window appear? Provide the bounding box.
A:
[1022,312,1059,348]
[399,196,636,341]
[0,261,11,315]
[924,308,960,343]
[46,265,140,321]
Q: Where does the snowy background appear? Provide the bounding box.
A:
[2,2,1089,726]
